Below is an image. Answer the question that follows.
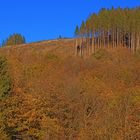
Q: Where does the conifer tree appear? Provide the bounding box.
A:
[4,33,26,46]
[75,7,140,55]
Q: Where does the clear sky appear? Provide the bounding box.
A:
[0,0,140,43]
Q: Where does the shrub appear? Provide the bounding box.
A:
[46,53,58,60]
[92,49,109,60]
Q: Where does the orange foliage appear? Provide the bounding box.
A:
[0,39,140,139]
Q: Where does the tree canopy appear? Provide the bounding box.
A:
[3,33,26,46]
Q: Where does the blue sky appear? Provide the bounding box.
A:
[0,0,140,43]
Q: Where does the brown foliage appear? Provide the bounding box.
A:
[0,39,140,139]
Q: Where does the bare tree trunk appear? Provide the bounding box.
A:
[137,33,140,51]
[129,33,131,50]
[87,34,91,55]
[116,28,119,47]
[86,36,89,55]
[108,30,110,48]
[134,32,137,53]
[91,32,95,54]
[114,29,116,48]
[103,31,104,47]
[136,32,139,52]
[122,31,125,47]
[75,38,78,56]
[119,29,122,46]
[112,30,114,48]
[81,37,84,57]
[131,33,135,53]
[121,31,123,47]
[98,30,100,49]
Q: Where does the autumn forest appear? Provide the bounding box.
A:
[0,7,140,140]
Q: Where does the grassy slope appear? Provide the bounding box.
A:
[0,39,140,139]
[0,39,75,92]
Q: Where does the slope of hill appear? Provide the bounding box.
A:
[0,39,140,140]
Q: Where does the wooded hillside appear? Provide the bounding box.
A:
[0,39,140,139]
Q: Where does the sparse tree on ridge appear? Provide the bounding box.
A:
[3,33,26,46]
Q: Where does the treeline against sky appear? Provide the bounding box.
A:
[75,7,140,54]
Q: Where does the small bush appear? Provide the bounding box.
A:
[46,53,58,60]
[92,49,109,60]
[134,49,140,59]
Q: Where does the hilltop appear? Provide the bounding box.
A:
[0,38,75,55]
[0,39,140,140]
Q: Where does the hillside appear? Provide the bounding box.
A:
[0,39,140,140]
